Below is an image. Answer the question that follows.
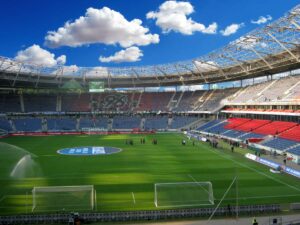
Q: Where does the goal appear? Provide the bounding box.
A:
[32,185,95,212]
[154,182,214,208]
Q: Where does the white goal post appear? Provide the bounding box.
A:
[154,182,214,208]
[32,185,95,212]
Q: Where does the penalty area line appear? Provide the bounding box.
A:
[131,192,136,204]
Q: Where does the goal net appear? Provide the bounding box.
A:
[154,182,214,208]
[32,185,95,212]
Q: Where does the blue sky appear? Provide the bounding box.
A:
[0,0,299,68]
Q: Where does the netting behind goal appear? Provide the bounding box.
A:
[154,182,214,208]
[32,185,95,212]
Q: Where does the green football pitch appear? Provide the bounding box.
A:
[0,133,300,215]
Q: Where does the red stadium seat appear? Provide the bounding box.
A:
[280,125,300,142]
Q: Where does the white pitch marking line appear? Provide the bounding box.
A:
[131,192,136,204]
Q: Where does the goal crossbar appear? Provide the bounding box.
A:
[155,182,212,185]
[33,185,94,193]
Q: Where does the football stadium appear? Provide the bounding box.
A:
[0,1,300,224]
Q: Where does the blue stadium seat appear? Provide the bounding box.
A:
[170,116,198,129]
[47,118,77,131]
[145,116,168,130]
[0,118,12,131]
[14,118,42,132]
[223,130,246,139]
[239,132,265,140]
[196,120,222,131]
[113,116,141,129]
[263,138,298,151]
[287,145,300,156]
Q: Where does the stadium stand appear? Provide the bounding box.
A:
[239,132,265,140]
[13,118,42,132]
[197,118,300,144]
[226,75,300,104]
[262,137,299,151]
[108,93,131,111]
[137,92,172,111]
[112,116,141,129]
[224,118,252,129]
[175,91,197,111]
[279,125,300,142]
[144,116,168,130]
[205,121,228,134]
[255,77,295,102]
[79,116,108,129]
[47,118,77,131]
[233,119,271,132]
[61,94,90,112]
[0,117,12,132]
[197,89,237,112]
[287,144,300,156]
[79,117,95,129]
[170,116,198,129]
[222,129,247,139]
[253,121,297,135]
[24,94,57,112]
[94,117,109,128]
[0,93,21,112]
[0,89,242,114]
[227,82,271,104]
[196,119,222,131]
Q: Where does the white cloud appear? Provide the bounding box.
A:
[231,35,268,49]
[50,64,79,76]
[99,47,143,63]
[45,7,159,48]
[231,35,267,49]
[56,55,66,65]
[251,15,272,25]
[194,60,218,72]
[85,66,109,77]
[204,23,218,34]
[15,44,66,67]
[146,1,217,35]
[231,35,258,49]
[220,23,244,36]
[63,65,79,74]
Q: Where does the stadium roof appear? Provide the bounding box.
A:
[0,4,300,88]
